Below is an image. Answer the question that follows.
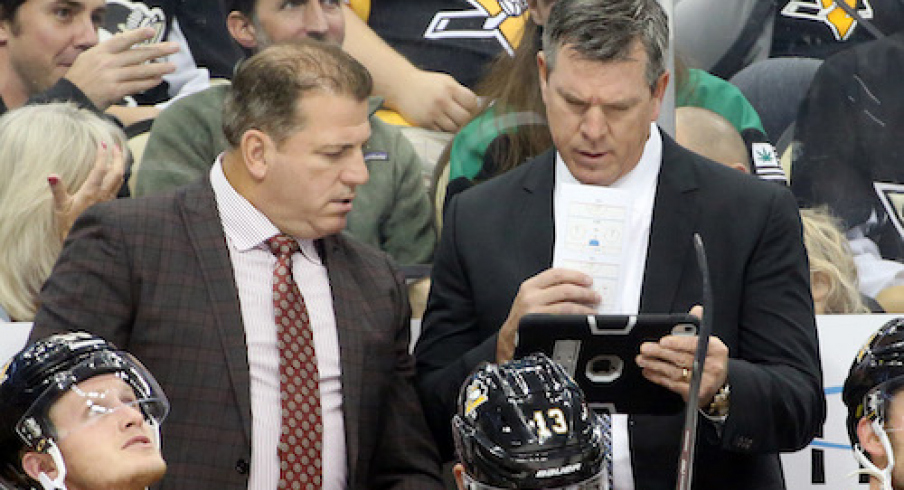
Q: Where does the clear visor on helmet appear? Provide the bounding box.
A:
[15,350,169,450]
[461,469,608,490]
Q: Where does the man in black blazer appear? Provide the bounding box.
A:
[31,42,444,490]
[415,0,824,488]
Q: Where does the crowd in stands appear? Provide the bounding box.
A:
[1,0,903,489]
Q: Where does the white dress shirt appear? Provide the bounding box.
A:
[210,157,347,489]
[553,123,663,490]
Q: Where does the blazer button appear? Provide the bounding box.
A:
[235,459,250,474]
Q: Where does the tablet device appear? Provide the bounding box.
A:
[514,313,699,415]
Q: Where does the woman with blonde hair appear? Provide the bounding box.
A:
[0,103,126,322]
[800,207,871,314]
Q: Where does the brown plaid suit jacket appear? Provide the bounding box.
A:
[31,178,444,490]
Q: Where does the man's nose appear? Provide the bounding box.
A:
[580,107,607,142]
[118,402,146,430]
[342,151,370,187]
[73,15,99,50]
[305,2,330,39]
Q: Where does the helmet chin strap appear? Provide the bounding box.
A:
[37,441,67,490]
[852,420,896,490]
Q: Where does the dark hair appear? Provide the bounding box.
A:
[473,18,552,178]
[222,0,254,17]
[0,0,27,22]
[542,0,668,90]
[222,39,373,148]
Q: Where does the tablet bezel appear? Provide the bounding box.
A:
[514,313,699,414]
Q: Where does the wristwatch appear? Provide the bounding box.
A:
[706,383,731,418]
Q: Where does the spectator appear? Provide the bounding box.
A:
[340,1,510,168]
[341,0,506,130]
[0,103,126,322]
[790,26,904,308]
[128,0,243,80]
[842,317,904,490]
[135,0,435,266]
[98,0,212,127]
[415,2,824,489]
[31,41,444,490]
[0,332,169,490]
[675,106,751,173]
[674,110,869,315]
[452,353,610,490]
[0,0,178,114]
[800,207,872,314]
[673,0,904,79]
[771,0,904,59]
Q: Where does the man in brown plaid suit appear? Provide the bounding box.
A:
[30,40,444,490]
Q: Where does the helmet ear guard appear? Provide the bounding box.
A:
[453,353,609,489]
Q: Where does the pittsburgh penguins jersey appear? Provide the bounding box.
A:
[772,0,904,58]
[100,0,240,107]
[365,0,529,89]
[100,0,171,106]
[791,31,904,261]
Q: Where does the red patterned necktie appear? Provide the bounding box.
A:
[267,234,323,489]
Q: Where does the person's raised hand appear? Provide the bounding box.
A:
[497,268,600,363]
[64,27,179,110]
[49,142,125,238]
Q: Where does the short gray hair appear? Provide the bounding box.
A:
[542,0,668,90]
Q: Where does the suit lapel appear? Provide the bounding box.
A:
[639,135,701,314]
[517,150,557,271]
[178,180,254,442]
[320,236,365,483]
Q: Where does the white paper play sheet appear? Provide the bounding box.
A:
[553,182,633,313]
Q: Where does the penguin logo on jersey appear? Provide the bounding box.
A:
[874,182,904,243]
[781,0,875,41]
[425,0,529,56]
[98,0,167,44]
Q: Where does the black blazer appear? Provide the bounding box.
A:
[415,134,824,489]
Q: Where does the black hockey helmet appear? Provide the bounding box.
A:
[843,318,904,445]
[0,332,168,487]
[452,353,609,489]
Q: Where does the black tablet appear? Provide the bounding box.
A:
[514,313,699,415]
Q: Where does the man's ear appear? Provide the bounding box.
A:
[240,129,272,182]
[21,452,58,482]
[858,417,889,466]
[452,463,466,490]
[729,161,750,174]
[537,51,550,106]
[226,12,258,49]
[649,70,671,121]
